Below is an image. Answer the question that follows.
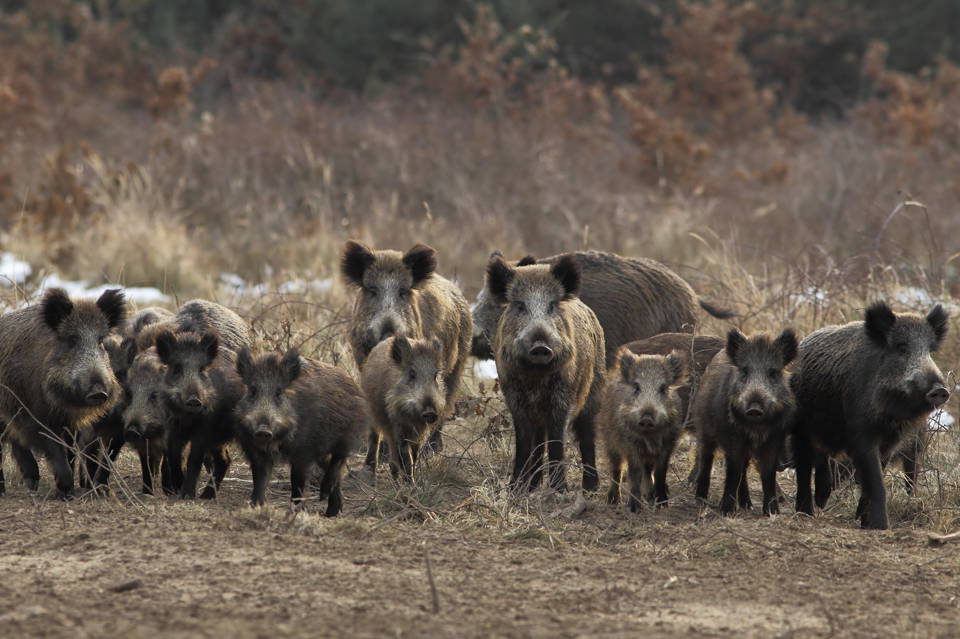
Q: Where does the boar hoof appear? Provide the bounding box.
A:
[199,486,217,500]
[582,474,599,492]
[24,478,39,491]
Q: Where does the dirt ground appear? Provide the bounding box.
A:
[2,416,959,639]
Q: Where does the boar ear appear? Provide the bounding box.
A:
[41,288,74,331]
[725,328,746,364]
[200,332,219,364]
[154,328,176,364]
[280,349,302,386]
[775,328,799,366]
[403,244,437,285]
[341,240,375,287]
[665,350,688,386]
[617,348,638,382]
[96,288,127,329]
[489,249,503,259]
[864,301,896,347]
[550,254,581,300]
[121,336,138,369]
[236,347,254,381]
[486,256,516,305]
[517,255,537,267]
[927,304,949,344]
[390,335,412,365]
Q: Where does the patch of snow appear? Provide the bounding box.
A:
[277,278,333,295]
[40,274,170,303]
[0,252,32,285]
[895,286,936,308]
[474,360,498,379]
[928,409,954,431]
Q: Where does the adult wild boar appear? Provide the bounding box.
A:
[0,288,126,498]
[693,328,798,516]
[602,348,687,511]
[341,241,471,452]
[235,348,365,514]
[792,302,949,529]
[361,335,447,482]
[134,299,249,355]
[487,254,605,491]
[472,251,733,367]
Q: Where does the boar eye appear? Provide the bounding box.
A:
[65,334,80,347]
[148,392,158,404]
[398,288,410,298]
[274,388,283,400]
[408,369,417,381]
[512,301,526,313]
[365,287,378,297]
[632,382,641,394]
[741,367,751,378]
[249,386,258,399]
[659,384,668,395]
[895,343,909,355]
[172,365,183,378]
[767,368,779,380]
[548,301,557,313]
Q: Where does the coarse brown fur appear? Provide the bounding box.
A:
[360,335,447,482]
[341,240,471,452]
[487,254,606,491]
[134,299,250,354]
[602,348,687,511]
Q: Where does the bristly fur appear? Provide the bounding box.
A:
[341,240,376,287]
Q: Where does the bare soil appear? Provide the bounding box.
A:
[2,418,959,639]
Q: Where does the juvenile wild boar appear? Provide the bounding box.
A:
[602,348,687,511]
[472,251,733,367]
[487,254,606,491]
[693,328,798,515]
[133,299,249,356]
[235,349,365,514]
[361,335,447,481]
[792,302,949,529]
[0,288,126,498]
[122,348,176,494]
[341,241,471,452]
[155,328,245,499]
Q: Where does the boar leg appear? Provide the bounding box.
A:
[91,435,124,488]
[290,463,308,505]
[145,442,163,495]
[756,443,781,516]
[12,440,40,491]
[44,437,74,499]
[248,449,273,506]
[510,423,535,491]
[626,462,645,513]
[318,453,347,517]
[793,434,815,516]
[898,439,921,495]
[165,431,185,494]
[200,446,231,499]
[736,454,752,511]
[364,430,381,473]
[654,455,670,508]
[814,457,833,508]
[572,411,599,491]
[720,448,747,515]
[134,441,153,494]
[546,413,568,492]
[606,452,624,505]
[851,444,888,530]
[179,440,206,499]
[695,439,716,502]
[0,441,4,496]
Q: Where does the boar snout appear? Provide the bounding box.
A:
[528,342,555,366]
[927,385,950,407]
[254,427,274,445]
[85,387,110,406]
[745,401,765,418]
[183,394,203,411]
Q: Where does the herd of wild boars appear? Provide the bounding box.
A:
[0,243,952,530]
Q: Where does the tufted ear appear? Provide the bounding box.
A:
[154,328,176,364]
[927,304,949,345]
[96,288,127,329]
[236,347,254,382]
[280,348,302,386]
[341,240,376,287]
[617,348,639,383]
[550,254,580,300]
[390,335,412,365]
[403,244,437,286]
[725,328,747,365]
[864,301,896,347]
[199,332,219,365]
[665,350,689,386]
[775,328,799,366]
[41,288,74,331]
[516,255,537,267]
[486,255,516,305]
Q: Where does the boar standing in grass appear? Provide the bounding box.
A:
[155,329,245,499]
[792,302,949,529]
[602,348,687,511]
[341,241,471,453]
[361,335,447,482]
[121,348,176,494]
[235,348,365,514]
[694,328,798,516]
[0,288,126,498]
[487,254,605,491]
[472,251,733,368]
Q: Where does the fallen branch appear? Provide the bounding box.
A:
[927,530,960,546]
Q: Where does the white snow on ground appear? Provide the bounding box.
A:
[278,278,333,295]
[895,286,935,307]
[220,273,333,297]
[474,359,498,379]
[0,252,31,285]
[928,409,954,431]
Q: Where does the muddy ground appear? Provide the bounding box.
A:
[1,415,959,639]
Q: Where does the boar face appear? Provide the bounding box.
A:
[725,328,798,425]
[487,254,580,372]
[342,241,437,356]
[235,348,302,451]
[41,288,125,410]
[122,351,172,442]
[612,349,686,434]
[155,329,220,415]
[864,302,950,418]
[387,335,447,427]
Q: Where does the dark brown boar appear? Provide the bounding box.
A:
[792,302,949,529]
[133,299,250,355]
[154,328,245,499]
[235,348,365,514]
[121,348,176,494]
[341,241,471,453]
[0,288,126,498]
[472,251,733,367]
[361,335,447,481]
[693,328,798,516]
[487,254,606,491]
[602,348,687,511]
